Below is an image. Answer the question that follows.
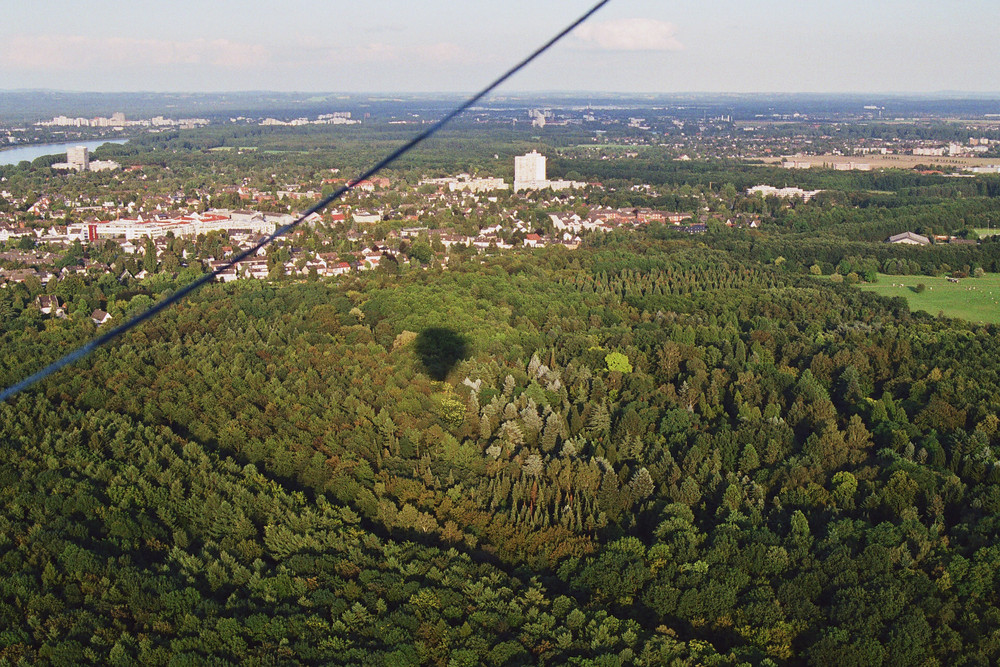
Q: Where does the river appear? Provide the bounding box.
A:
[0,139,129,166]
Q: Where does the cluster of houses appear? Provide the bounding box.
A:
[1,198,717,290]
[35,294,112,326]
[0,248,65,284]
[208,245,392,283]
[0,253,149,288]
[217,176,392,207]
[549,207,705,234]
[396,221,584,251]
[2,154,719,294]
[419,174,509,194]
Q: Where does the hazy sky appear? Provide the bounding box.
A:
[3,1,999,93]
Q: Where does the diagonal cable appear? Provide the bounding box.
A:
[0,0,611,403]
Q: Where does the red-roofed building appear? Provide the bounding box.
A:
[349,179,376,192]
[330,262,352,276]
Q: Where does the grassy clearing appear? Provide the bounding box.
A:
[854,273,1000,324]
[973,228,1000,238]
[763,153,1000,170]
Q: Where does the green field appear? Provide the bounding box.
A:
[974,227,1000,238]
[856,273,1000,324]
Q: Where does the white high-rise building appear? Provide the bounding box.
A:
[513,150,586,193]
[52,145,119,173]
[514,150,547,191]
[66,146,89,171]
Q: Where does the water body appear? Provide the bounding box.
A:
[0,139,128,166]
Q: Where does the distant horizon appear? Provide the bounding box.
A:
[4,1,999,94]
[5,89,1000,99]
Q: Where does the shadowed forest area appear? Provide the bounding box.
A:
[414,328,469,381]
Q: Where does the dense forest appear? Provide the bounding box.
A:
[3,227,1000,664]
[7,105,1000,663]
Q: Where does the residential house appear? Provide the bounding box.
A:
[37,295,63,315]
[523,233,544,248]
[91,309,112,325]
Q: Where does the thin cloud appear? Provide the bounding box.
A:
[421,42,468,65]
[290,40,472,68]
[573,18,684,52]
[354,42,401,63]
[1,35,271,70]
[344,41,471,65]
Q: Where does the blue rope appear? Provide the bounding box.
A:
[0,1,611,403]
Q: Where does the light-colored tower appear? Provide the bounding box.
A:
[514,150,546,191]
[67,146,89,171]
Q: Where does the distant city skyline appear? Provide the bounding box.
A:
[3,1,1000,94]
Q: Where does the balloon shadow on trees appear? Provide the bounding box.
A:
[414,328,468,381]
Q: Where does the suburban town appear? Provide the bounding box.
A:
[0,144,719,305]
[4,95,1000,343]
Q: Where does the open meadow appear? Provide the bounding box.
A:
[761,153,1000,170]
[974,227,1000,238]
[856,272,1000,324]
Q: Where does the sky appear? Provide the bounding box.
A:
[3,0,1000,94]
